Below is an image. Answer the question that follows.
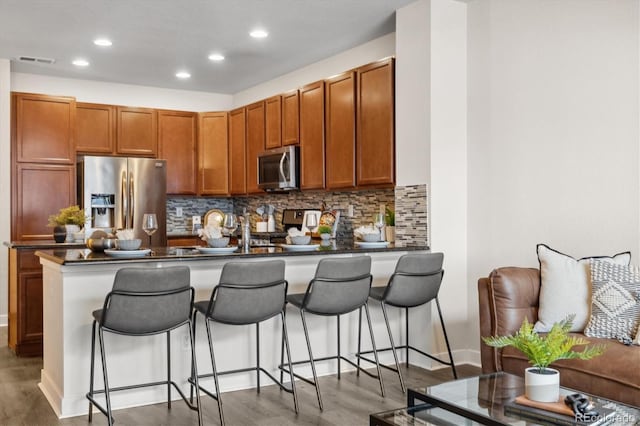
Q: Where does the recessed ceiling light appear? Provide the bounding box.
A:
[176,71,191,79]
[249,29,268,39]
[208,53,225,61]
[93,38,112,47]
[72,59,89,67]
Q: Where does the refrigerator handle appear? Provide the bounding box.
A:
[121,171,127,229]
[129,172,134,229]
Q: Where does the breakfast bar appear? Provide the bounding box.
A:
[35,244,429,418]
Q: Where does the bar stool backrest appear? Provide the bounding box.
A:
[101,266,192,335]
[208,260,287,325]
[304,256,372,315]
[384,253,444,308]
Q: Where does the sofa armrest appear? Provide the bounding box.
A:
[478,267,541,373]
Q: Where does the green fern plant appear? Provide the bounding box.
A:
[482,315,606,373]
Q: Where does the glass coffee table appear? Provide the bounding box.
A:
[370,372,639,426]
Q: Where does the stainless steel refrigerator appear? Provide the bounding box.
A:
[77,156,167,247]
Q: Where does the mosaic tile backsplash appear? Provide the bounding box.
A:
[394,184,428,247]
[167,184,428,245]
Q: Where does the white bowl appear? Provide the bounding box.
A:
[117,239,142,250]
[362,233,380,242]
[208,237,230,248]
[290,235,311,245]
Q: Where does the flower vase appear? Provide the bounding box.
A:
[53,226,66,243]
[65,224,81,242]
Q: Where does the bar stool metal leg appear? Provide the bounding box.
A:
[405,307,409,368]
[364,303,385,397]
[356,307,362,376]
[301,309,323,410]
[188,323,203,426]
[205,319,225,426]
[381,301,405,393]
[167,330,172,409]
[281,311,299,413]
[88,321,96,422]
[436,298,457,379]
[98,328,114,426]
[336,315,341,380]
[256,323,261,393]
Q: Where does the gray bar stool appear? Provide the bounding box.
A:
[357,252,457,393]
[190,260,298,426]
[282,256,385,410]
[86,266,202,426]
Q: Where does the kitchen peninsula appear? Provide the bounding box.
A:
[35,243,428,418]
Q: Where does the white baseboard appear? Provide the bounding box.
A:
[0,314,7,327]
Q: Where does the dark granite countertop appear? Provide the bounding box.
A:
[35,242,429,265]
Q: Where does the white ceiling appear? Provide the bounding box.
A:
[0,0,415,94]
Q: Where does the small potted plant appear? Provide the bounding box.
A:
[385,207,395,242]
[48,205,87,242]
[482,315,606,402]
[317,225,332,240]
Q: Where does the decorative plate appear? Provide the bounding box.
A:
[196,246,238,254]
[280,244,320,251]
[204,208,225,227]
[355,241,390,249]
[104,249,151,258]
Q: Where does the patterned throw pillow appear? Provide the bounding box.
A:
[535,244,631,332]
[584,260,640,341]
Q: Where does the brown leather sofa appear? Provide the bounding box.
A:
[478,267,639,407]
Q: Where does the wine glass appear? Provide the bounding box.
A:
[373,213,385,241]
[142,213,158,249]
[222,213,238,236]
[303,213,318,234]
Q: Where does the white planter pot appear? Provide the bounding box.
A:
[65,224,81,242]
[525,367,560,402]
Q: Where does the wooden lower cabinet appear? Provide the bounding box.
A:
[8,248,43,357]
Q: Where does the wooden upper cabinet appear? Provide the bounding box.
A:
[228,107,247,195]
[13,92,75,164]
[245,101,265,194]
[265,95,282,149]
[357,58,395,187]
[116,106,157,157]
[299,81,325,190]
[198,112,229,196]
[325,71,356,190]
[282,89,300,146]
[158,110,197,195]
[12,163,75,240]
[75,102,115,154]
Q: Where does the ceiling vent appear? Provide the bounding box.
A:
[17,56,56,65]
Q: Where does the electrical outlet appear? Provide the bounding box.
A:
[347,205,354,217]
[181,333,190,351]
[176,207,183,217]
[192,216,201,225]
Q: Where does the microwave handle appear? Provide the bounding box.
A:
[279,152,288,181]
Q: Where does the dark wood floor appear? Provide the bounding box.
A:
[0,326,480,425]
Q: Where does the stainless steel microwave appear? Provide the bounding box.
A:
[257,145,300,191]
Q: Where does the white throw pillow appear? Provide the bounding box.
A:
[535,244,631,332]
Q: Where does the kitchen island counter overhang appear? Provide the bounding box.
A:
[36,244,430,418]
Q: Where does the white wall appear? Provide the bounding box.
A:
[11,73,232,111]
[232,33,395,108]
[0,59,10,326]
[429,0,469,361]
[467,0,640,345]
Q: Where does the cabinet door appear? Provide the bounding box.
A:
[265,95,282,149]
[246,101,265,194]
[357,58,395,187]
[13,92,75,164]
[282,89,300,146]
[299,81,325,190]
[158,110,197,195]
[325,71,356,189]
[198,112,229,196]
[116,106,158,156]
[13,164,75,240]
[228,107,247,195]
[8,249,43,356]
[75,102,115,154]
